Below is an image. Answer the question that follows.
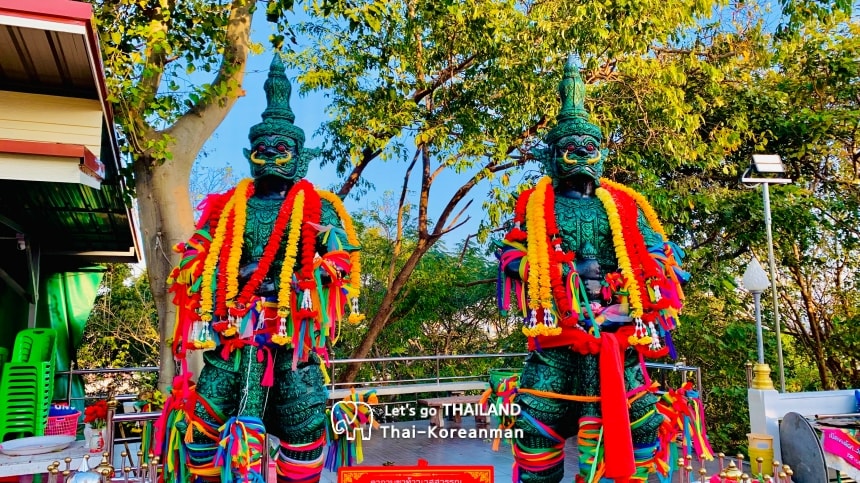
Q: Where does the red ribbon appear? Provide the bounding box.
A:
[599,333,635,481]
[259,346,275,387]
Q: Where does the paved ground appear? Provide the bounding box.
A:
[320,418,728,482]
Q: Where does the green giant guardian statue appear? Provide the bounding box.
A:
[497,56,701,483]
[155,55,363,483]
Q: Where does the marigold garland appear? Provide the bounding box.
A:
[172,177,363,357]
[200,195,237,322]
[276,190,305,319]
[594,187,645,318]
[600,178,667,241]
[500,177,681,355]
[605,184,666,313]
[298,187,322,289]
[226,179,254,300]
[231,181,308,317]
[524,177,555,336]
[543,185,576,330]
[316,191,362,295]
[317,190,365,324]
[215,206,234,320]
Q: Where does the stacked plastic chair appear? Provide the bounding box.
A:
[0,328,57,441]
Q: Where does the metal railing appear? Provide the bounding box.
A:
[328,353,704,399]
[57,353,704,403]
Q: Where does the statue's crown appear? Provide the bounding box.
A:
[543,54,603,145]
[248,54,306,147]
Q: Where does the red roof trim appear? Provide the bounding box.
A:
[82,146,105,181]
[0,0,92,23]
[0,139,105,181]
[0,139,86,157]
[0,0,120,175]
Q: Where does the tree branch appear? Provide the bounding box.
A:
[134,1,174,117]
[164,0,252,162]
[418,143,432,238]
[412,54,477,104]
[441,199,473,234]
[388,148,420,284]
[456,277,495,288]
[337,148,380,197]
[430,160,521,239]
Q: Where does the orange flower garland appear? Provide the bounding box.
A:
[200,195,237,322]
[226,179,253,300]
[499,176,681,356]
[170,177,364,360]
[317,190,365,324]
[594,187,644,319]
[272,189,305,346]
[600,178,667,242]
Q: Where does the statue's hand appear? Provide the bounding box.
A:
[238,261,259,282]
[238,262,276,296]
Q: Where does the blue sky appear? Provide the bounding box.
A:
[196,16,488,246]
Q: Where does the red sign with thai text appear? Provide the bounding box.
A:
[337,464,493,483]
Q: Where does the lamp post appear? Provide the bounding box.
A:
[742,257,774,389]
[741,154,790,393]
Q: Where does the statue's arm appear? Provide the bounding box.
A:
[497,224,527,281]
[638,209,690,308]
[317,199,360,255]
[635,208,687,273]
[637,209,664,248]
[169,192,226,289]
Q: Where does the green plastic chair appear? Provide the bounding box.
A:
[0,347,8,384]
[0,329,57,441]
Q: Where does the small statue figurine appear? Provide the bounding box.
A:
[155,54,363,483]
[497,55,691,482]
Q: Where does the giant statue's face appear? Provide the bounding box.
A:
[548,133,607,182]
[243,134,306,181]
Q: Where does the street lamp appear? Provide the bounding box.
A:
[742,257,774,390]
[742,154,790,393]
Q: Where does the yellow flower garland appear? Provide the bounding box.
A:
[316,190,365,324]
[525,186,541,315]
[277,191,305,317]
[270,191,305,346]
[225,179,253,301]
[594,187,645,319]
[524,177,555,337]
[599,178,668,242]
[200,195,237,322]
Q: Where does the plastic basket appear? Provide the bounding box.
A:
[46,407,80,437]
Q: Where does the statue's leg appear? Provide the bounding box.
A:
[186,350,240,481]
[192,350,240,439]
[191,346,269,480]
[513,348,578,483]
[624,349,663,481]
[266,349,328,483]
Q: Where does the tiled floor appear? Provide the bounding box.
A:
[320,418,724,482]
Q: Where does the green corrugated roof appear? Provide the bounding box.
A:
[0,179,135,260]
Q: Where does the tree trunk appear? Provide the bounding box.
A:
[337,239,433,383]
[135,154,196,390]
[112,0,251,390]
